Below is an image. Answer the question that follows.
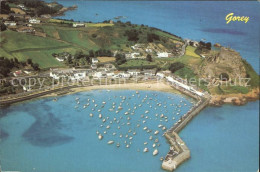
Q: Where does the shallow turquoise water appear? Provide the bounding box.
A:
[0,90,194,172]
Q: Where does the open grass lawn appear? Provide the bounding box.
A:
[97,57,115,63]
[1,30,69,52]
[210,85,249,94]
[86,23,114,27]
[0,48,14,59]
[120,59,157,68]
[185,46,200,58]
[13,50,64,69]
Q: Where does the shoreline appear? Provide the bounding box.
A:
[40,82,183,99]
[209,88,259,106]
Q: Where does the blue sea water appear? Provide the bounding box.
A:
[0,90,194,172]
[0,90,259,172]
[53,1,260,73]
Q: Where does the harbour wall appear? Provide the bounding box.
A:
[162,78,210,171]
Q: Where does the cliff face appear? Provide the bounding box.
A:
[200,47,247,79]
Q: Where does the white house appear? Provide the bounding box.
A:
[157,52,170,58]
[50,68,87,81]
[166,76,204,97]
[92,58,99,64]
[93,71,106,78]
[131,52,140,59]
[128,69,141,76]
[73,23,85,28]
[4,21,16,26]
[119,72,131,78]
[91,64,97,70]
[29,18,40,24]
[156,72,165,78]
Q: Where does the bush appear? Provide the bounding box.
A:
[169,62,185,73]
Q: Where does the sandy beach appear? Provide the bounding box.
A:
[42,81,181,98]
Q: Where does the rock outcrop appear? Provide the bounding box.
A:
[200,47,247,80]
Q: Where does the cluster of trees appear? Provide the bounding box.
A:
[0,57,26,77]
[147,33,160,42]
[8,0,63,16]
[169,62,185,73]
[115,53,126,65]
[26,59,40,71]
[198,41,212,50]
[0,1,11,14]
[0,22,7,31]
[66,49,114,66]
[146,54,152,62]
[124,29,140,42]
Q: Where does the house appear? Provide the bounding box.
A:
[13,70,22,77]
[131,52,140,59]
[91,64,97,70]
[118,72,131,78]
[50,68,87,81]
[157,52,170,58]
[18,4,25,8]
[131,44,144,50]
[128,69,141,76]
[145,48,153,53]
[4,21,16,26]
[29,18,41,24]
[156,72,165,78]
[73,23,85,28]
[125,53,132,59]
[17,26,35,33]
[92,58,99,64]
[142,69,156,76]
[56,57,66,62]
[93,71,107,78]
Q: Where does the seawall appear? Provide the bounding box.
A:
[162,77,210,171]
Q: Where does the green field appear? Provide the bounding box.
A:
[119,59,157,69]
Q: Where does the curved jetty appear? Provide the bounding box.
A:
[161,75,210,171]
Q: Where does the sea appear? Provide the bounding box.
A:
[0,1,259,172]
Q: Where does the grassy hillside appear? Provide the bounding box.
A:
[0,21,182,68]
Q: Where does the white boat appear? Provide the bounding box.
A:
[99,114,102,119]
[152,143,156,148]
[153,149,158,156]
[89,113,93,117]
[145,110,149,114]
[98,134,103,140]
[143,127,148,130]
[154,130,159,135]
[144,142,148,145]
[107,141,114,144]
[143,148,148,152]
[106,125,110,129]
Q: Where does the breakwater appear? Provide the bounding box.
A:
[162,76,210,171]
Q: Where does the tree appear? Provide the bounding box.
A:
[0,22,6,31]
[146,54,152,62]
[147,33,160,42]
[169,62,185,73]
[32,63,40,71]
[115,53,126,65]
[27,58,33,65]
[124,29,139,42]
